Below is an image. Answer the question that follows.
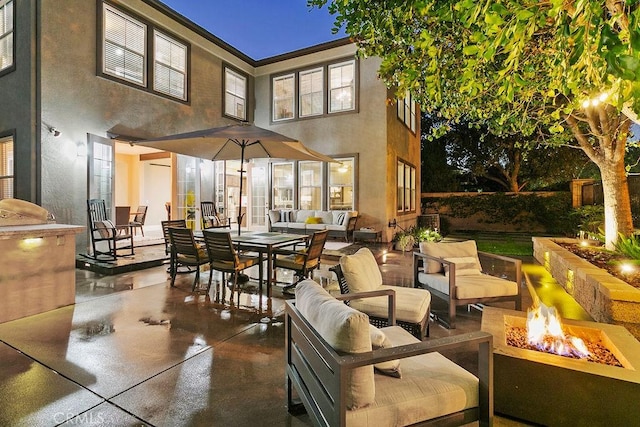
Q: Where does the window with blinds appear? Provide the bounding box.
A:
[0,136,14,199]
[299,68,323,117]
[0,0,14,73]
[100,2,188,101]
[329,60,355,113]
[103,4,146,85]
[154,30,186,100]
[273,74,294,121]
[225,67,247,120]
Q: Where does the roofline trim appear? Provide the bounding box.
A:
[143,0,353,66]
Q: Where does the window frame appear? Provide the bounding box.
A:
[272,72,295,122]
[97,1,190,103]
[328,59,356,114]
[299,67,324,118]
[271,162,295,209]
[397,90,417,134]
[0,131,15,199]
[153,29,188,101]
[223,65,249,121]
[269,58,359,124]
[0,0,15,77]
[328,157,356,211]
[102,3,147,87]
[298,161,323,210]
[397,158,417,214]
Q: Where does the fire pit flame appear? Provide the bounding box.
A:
[527,303,590,358]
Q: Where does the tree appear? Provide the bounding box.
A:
[422,115,598,192]
[310,0,640,249]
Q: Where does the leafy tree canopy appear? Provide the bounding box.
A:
[310,0,640,138]
[311,0,640,247]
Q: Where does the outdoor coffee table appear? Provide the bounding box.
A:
[353,228,381,243]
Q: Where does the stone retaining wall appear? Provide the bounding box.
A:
[532,237,640,336]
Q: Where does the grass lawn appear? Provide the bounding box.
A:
[476,239,533,257]
[447,232,534,257]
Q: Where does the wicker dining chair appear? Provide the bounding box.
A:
[202,229,263,305]
[167,226,208,291]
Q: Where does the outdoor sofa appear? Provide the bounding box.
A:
[267,209,358,241]
[285,279,493,426]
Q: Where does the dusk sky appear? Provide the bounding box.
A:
[159,1,347,60]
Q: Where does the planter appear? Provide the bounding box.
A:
[532,237,640,338]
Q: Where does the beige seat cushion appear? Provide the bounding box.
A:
[346,326,479,427]
[350,285,431,324]
[295,280,375,409]
[419,240,481,273]
[417,272,518,299]
[340,248,383,293]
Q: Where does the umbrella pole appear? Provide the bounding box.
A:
[237,144,245,235]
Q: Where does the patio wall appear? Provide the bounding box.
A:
[532,237,640,338]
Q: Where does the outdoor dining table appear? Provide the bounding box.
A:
[196,230,309,298]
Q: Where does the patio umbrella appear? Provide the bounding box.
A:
[135,122,336,234]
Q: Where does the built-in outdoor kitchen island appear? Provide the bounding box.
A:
[0,199,83,323]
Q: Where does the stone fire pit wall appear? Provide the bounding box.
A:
[532,237,640,336]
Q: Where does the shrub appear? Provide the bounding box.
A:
[615,233,640,260]
[423,192,581,235]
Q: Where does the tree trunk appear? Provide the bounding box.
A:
[600,159,633,250]
[566,109,633,250]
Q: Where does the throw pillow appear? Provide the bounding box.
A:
[339,248,383,293]
[268,210,280,225]
[336,212,346,225]
[419,240,482,273]
[305,216,323,224]
[95,220,115,238]
[369,325,401,378]
[295,280,375,409]
[443,256,483,277]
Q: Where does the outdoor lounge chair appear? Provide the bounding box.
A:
[414,240,522,329]
[332,247,431,339]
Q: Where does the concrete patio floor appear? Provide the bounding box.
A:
[0,242,589,426]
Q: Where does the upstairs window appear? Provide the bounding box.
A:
[154,31,187,100]
[299,68,323,117]
[397,90,417,133]
[270,58,358,122]
[225,67,247,120]
[329,60,355,113]
[99,2,189,101]
[273,74,295,121]
[0,0,14,73]
[103,4,146,85]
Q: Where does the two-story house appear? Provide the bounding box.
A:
[0,0,420,253]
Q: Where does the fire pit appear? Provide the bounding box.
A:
[481,306,640,426]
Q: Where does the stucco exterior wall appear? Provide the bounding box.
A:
[0,0,39,202]
[254,55,394,235]
[386,89,421,241]
[38,0,253,251]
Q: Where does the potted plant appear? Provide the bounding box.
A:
[393,226,442,251]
